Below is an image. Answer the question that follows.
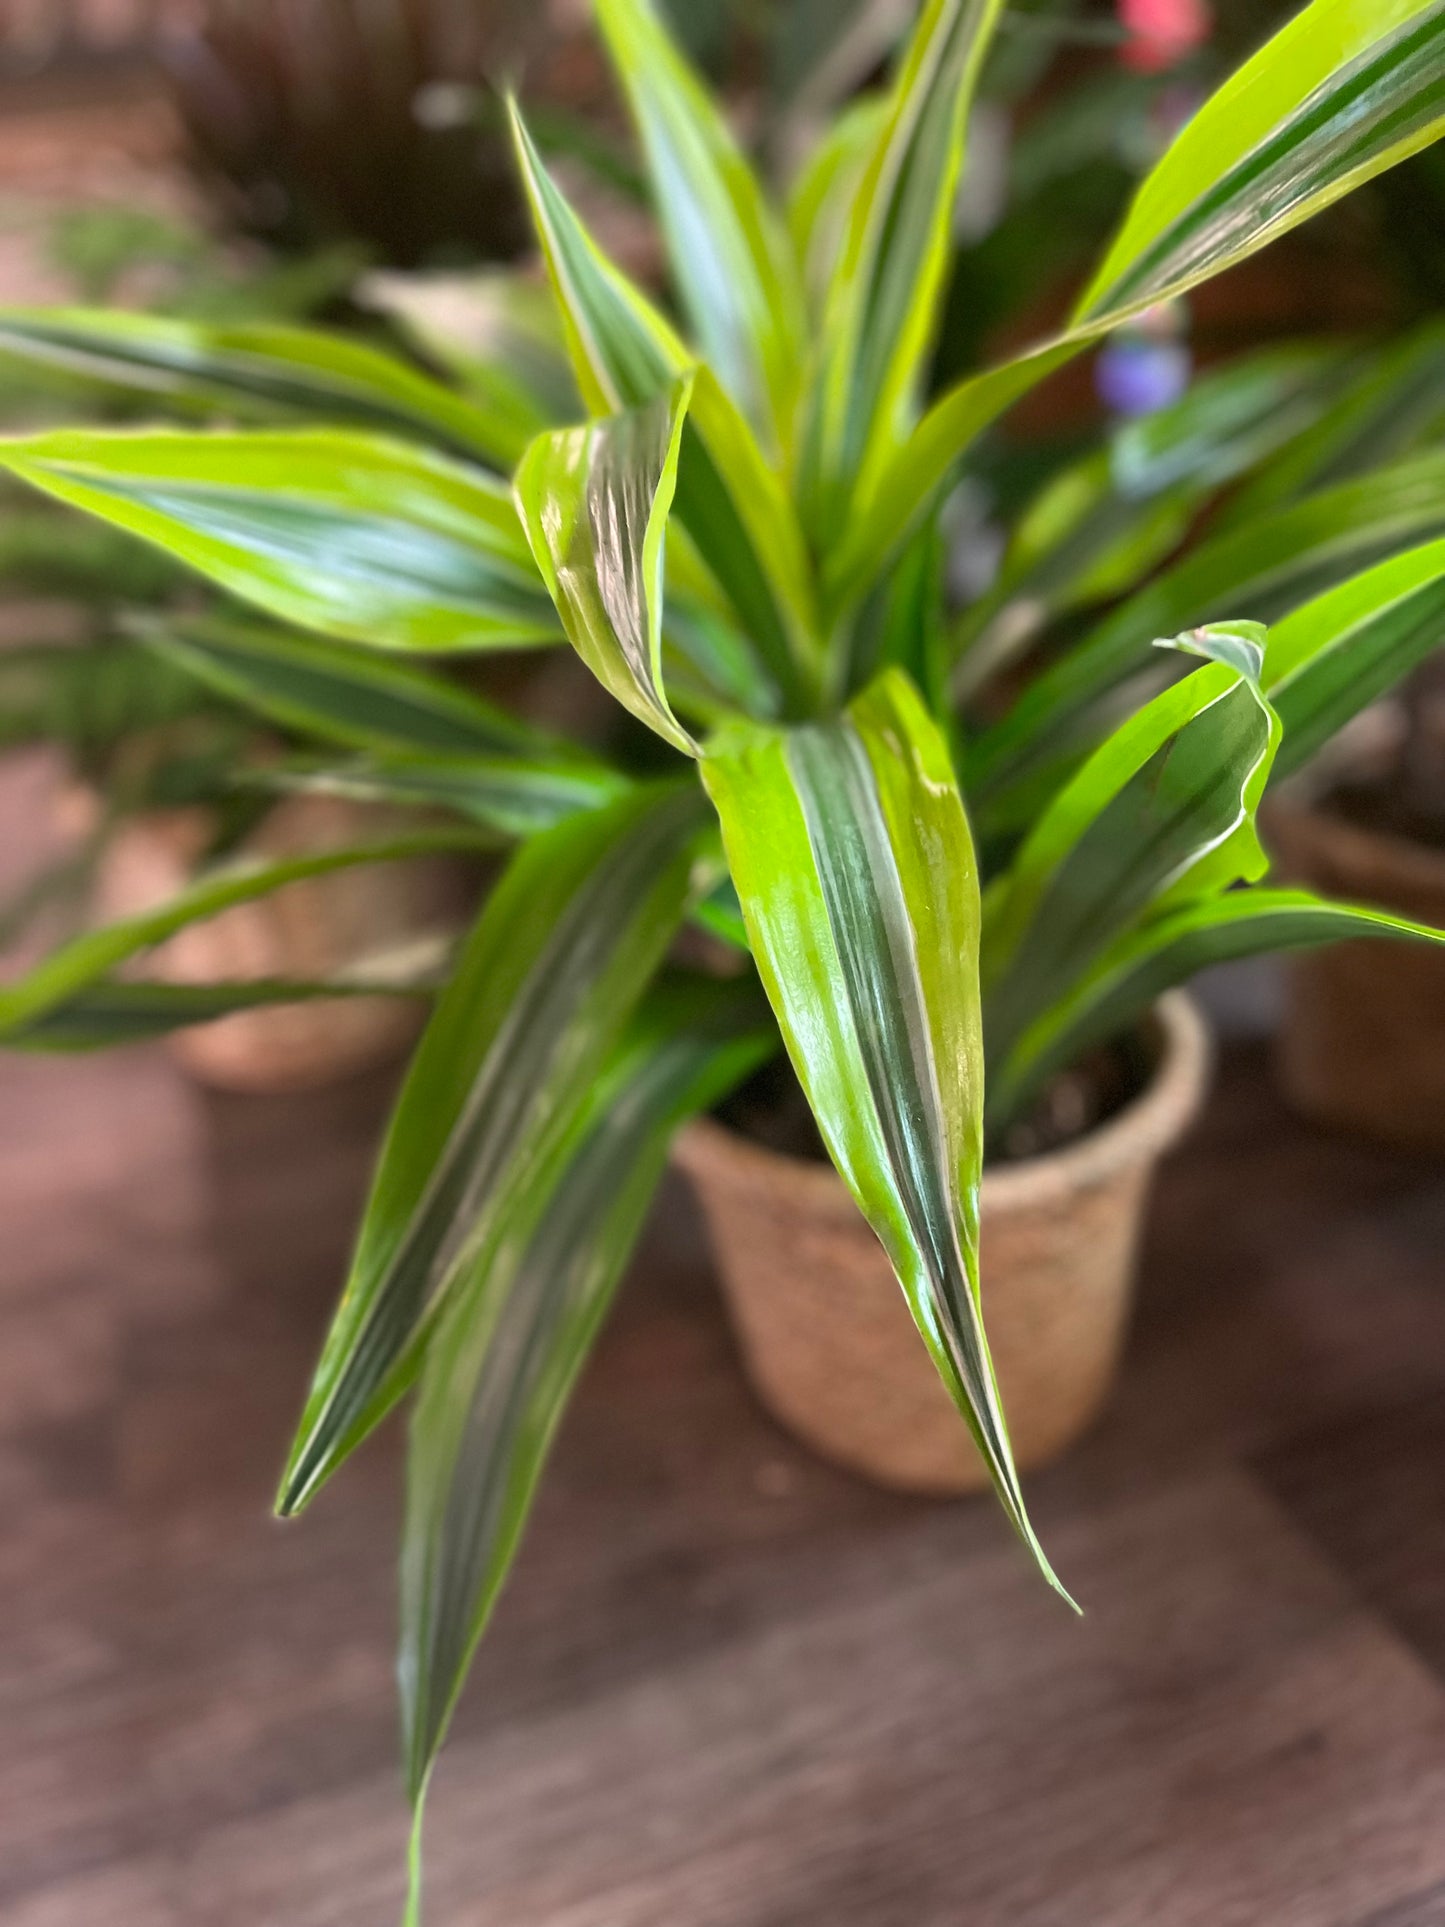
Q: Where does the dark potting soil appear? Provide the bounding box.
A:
[715,1031,1151,1171]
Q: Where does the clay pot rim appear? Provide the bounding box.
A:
[1267,784,1445,899]
[678,991,1211,1218]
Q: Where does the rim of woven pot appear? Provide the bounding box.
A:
[678,992,1212,1217]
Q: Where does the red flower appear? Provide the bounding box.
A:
[1118,0,1211,71]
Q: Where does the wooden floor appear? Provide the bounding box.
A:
[4,1003,1445,1924]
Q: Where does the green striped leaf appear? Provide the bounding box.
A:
[981,632,1279,1079]
[0,309,522,466]
[254,752,629,839]
[400,974,774,1802]
[803,0,1006,531]
[676,368,823,713]
[514,379,698,755]
[0,429,558,654]
[972,448,1445,812]
[0,826,491,1040]
[516,377,821,744]
[509,115,821,710]
[594,0,806,450]
[1077,0,1445,322]
[831,0,1445,608]
[134,612,560,758]
[276,782,709,1516]
[701,668,1069,1602]
[6,974,432,1054]
[786,95,890,316]
[993,887,1445,1128]
[509,101,688,417]
[1266,538,1445,779]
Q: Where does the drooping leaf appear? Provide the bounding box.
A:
[514,380,698,755]
[0,429,558,654]
[0,826,491,1040]
[701,667,1070,1602]
[400,973,774,1799]
[134,612,562,758]
[253,751,629,839]
[802,0,1007,532]
[832,0,1445,606]
[276,782,709,1516]
[0,309,521,467]
[993,886,1445,1127]
[518,375,823,741]
[980,631,1280,1078]
[594,0,807,449]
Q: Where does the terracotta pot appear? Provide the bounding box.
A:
[675,994,1211,1494]
[97,795,456,1094]
[1269,786,1445,1154]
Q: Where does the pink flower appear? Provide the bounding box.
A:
[1118,0,1211,71]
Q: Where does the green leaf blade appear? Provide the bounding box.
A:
[973,449,1445,816]
[514,380,697,755]
[594,0,806,448]
[6,975,430,1054]
[994,887,1445,1128]
[275,783,709,1517]
[1265,539,1445,779]
[981,637,1280,1083]
[702,669,1069,1602]
[0,428,558,654]
[135,612,560,759]
[0,827,490,1041]
[804,0,1007,529]
[1077,0,1445,322]
[508,101,689,416]
[254,752,629,840]
[400,974,774,1798]
[0,308,525,467]
[834,0,1445,607]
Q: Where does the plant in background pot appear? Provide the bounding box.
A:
[0,221,480,1091]
[0,0,1444,1911]
[1268,663,1445,1153]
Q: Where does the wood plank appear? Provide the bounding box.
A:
[3,992,1445,1923]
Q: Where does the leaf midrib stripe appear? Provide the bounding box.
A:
[786,719,1011,1473]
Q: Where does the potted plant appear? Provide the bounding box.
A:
[0,0,1443,1911]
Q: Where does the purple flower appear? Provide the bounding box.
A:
[1095,337,1192,416]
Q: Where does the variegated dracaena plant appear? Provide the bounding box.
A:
[2,0,1445,1911]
